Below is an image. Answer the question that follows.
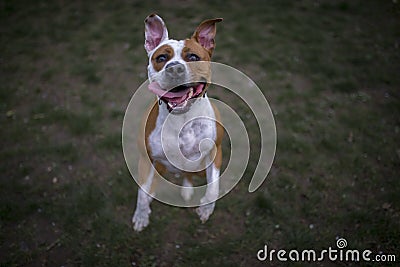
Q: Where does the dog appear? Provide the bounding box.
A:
[132,14,223,232]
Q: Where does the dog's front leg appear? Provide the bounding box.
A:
[132,158,155,232]
[132,187,153,231]
[196,161,220,223]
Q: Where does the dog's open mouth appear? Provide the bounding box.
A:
[148,82,206,111]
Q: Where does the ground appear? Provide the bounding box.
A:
[0,0,399,266]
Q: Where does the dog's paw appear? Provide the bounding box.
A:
[181,180,194,201]
[196,201,215,223]
[132,208,151,232]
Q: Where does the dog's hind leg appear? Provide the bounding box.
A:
[181,177,194,202]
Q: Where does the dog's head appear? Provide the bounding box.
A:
[144,14,222,112]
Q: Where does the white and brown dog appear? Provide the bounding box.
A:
[132,14,224,231]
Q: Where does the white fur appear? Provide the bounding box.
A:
[147,39,187,89]
[181,177,194,201]
[134,96,219,230]
[149,96,216,173]
[196,163,220,222]
[133,17,220,231]
[132,167,154,232]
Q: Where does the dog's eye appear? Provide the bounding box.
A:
[156,54,168,63]
[187,53,200,61]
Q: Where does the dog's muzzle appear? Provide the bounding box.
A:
[165,61,186,81]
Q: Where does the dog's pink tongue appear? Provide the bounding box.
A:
[148,82,188,98]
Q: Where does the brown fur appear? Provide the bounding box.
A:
[151,44,175,72]
[182,39,211,61]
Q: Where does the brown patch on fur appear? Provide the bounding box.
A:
[212,103,224,170]
[137,100,159,185]
[182,39,212,92]
[137,99,158,157]
[191,18,223,56]
[151,44,174,72]
[182,39,211,61]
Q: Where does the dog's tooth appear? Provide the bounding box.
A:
[188,88,194,98]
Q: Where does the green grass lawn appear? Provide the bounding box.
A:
[1,0,399,266]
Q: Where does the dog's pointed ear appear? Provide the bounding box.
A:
[144,14,169,54]
[192,18,223,55]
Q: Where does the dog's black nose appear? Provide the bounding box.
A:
[165,61,185,77]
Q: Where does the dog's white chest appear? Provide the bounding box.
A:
[178,118,214,160]
[149,99,216,172]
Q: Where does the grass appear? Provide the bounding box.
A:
[1,0,399,266]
